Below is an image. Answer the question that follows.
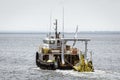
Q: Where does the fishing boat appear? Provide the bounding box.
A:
[36,19,94,72]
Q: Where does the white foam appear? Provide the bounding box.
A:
[31,67,40,70]
[55,70,91,77]
[55,69,120,80]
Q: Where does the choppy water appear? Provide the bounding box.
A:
[0,33,120,80]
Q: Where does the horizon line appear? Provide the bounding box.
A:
[0,31,120,34]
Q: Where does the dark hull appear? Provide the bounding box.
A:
[36,52,77,70]
[37,59,56,70]
[36,52,56,70]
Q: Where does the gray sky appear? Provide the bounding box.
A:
[0,0,120,32]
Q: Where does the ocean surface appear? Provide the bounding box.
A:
[0,33,120,80]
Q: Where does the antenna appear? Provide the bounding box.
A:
[49,10,52,37]
[55,19,58,38]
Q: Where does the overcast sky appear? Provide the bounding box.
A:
[0,0,120,32]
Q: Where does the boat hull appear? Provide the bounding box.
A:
[36,52,79,70]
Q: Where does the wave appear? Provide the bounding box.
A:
[55,69,120,80]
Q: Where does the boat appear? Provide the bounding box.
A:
[35,19,94,72]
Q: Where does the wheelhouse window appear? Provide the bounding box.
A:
[43,40,49,44]
[49,40,55,44]
[43,40,55,44]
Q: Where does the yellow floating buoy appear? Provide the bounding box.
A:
[74,54,94,72]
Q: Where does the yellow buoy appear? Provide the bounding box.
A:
[74,54,94,72]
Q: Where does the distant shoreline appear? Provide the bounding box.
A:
[0,31,120,34]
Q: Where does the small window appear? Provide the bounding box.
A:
[49,40,55,44]
[43,40,49,44]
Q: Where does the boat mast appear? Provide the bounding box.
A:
[61,6,65,65]
[54,19,58,38]
[62,7,64,38]
[49,11,52,37]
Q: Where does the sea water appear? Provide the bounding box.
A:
[0,33,120,80]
